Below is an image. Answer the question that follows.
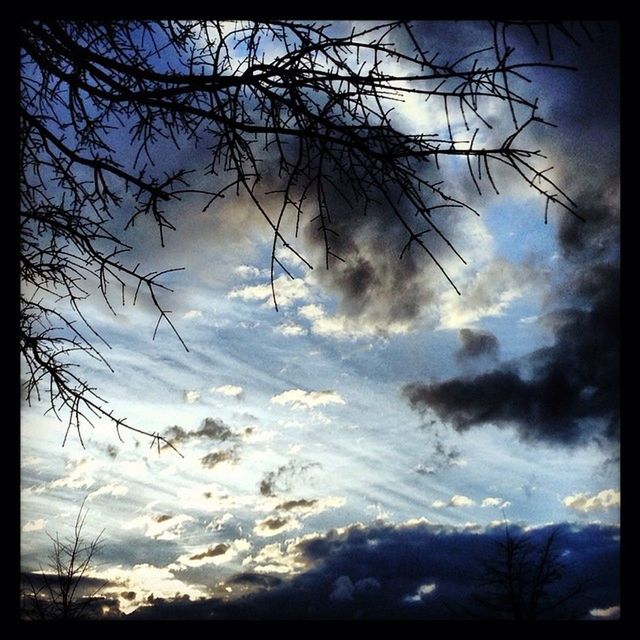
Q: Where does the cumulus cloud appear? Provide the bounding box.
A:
[234,265,263,279]
[432,495,475,509]
[270,389,345,410]
[481,497,511,509]
[22,518,46,532]
[456,328,499,362]
[183,390,201,404]
[228,275,309,308]
[211,384,244,399]
[562,489,620,514]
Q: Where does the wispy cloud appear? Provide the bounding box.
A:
[228,276,309,308]
[88,482,129,500]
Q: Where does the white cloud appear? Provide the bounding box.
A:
[276,322,307,336]
[122,513,194,540]
[205,513,234,532]
[562,489,620,514]
[234,265,263,279]
[96,563,207,615]
[403,582,437,604]
[481,497,511,509]
[51,457,100,490]
[182,309,202,320]
[88,483,128,500]
[22,455,42,468]
[438,259,540,330]
[22,519,46,533]
[589,605,620,619]
[432,495,475,509]
[228,275,309,308]
[449,495,475,508]
[270,388,345,410]
[211,384,244,398]
[184,390,201,404]
[243,540,307,575]
[298,303,411,339]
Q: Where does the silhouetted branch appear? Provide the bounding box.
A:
[20,20,582,448]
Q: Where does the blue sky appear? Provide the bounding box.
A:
[20,20,620,619]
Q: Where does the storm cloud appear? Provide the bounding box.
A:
[128,520,619,620]
[404,189,620,446]
[456,328,499,362]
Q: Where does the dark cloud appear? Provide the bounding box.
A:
[227,573,282,589]
[129,521,619,620]
[257,517,290,531]
[200,447,240,469]
[189,544,230,561]
[276,499,317,511]
[154,514,173,523]
[164,417,240,447]
[121,591,137,601]
[405,181,619,448]
[456,328,499,362]
[259,461,321,497]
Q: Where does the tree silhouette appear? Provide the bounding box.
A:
[473,523,586,620]
[20,499,107,620]
[20,20,586,447]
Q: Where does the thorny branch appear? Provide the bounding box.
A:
[20,20,586,449]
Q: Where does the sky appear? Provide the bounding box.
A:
[20,20,620,620]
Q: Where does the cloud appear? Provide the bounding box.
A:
[258,461,321,497]
[449,495,475,508]
[481,497,511,509]
[122,513,194,540]
[456,328,499,362]
[270,389,345,410]
[403,582,437,604]
[182,309,203,320]
[164,418,239,446]
[298,303,412,339]
[562,489,620,514]
[276,322,306,337]
[22,518,46,532]
[254,515,303,537]
[183,390,201,404]
[212,384,244,399]
[234,265,263,279]
[200,448,240,469]
[130,520,620,620]
[88,482,129,500]
[438,259,541,330]
[589,605,620,619]
[403,192,620,447]
[228,275,309,308]
[431,495,474,509]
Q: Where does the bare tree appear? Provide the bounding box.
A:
[19,20,587,447]
[474,523,586,620]
[21,500,106,620]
